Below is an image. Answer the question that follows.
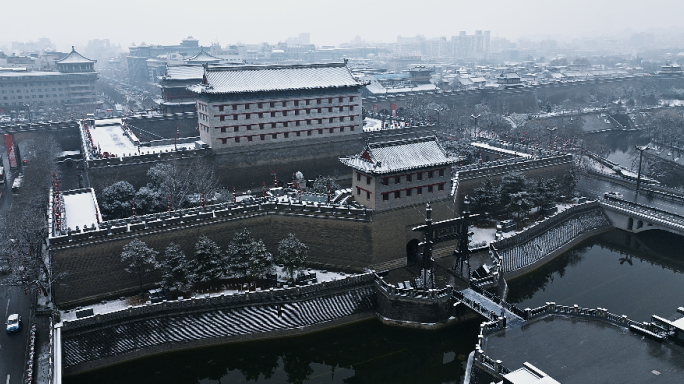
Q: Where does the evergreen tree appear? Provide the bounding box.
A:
[192,235,224,283]
[249,240,275,279]
[530,177,559,209]
[277,234,309,279]
[100,181,136,219]
[159,243,194,292]
[471,177,500,214]
[134,186,165,215]
[500,171,527,207]
[560,166,578,199]
[226,228,275,279]
[506,191,532,219]
[120,238,159,297]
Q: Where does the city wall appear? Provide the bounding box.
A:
[453,153,574,212]
[50,197,456,308]
[491,201,613,279]
[363,75,684,115]
[57,272,469,375]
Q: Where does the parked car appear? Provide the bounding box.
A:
[6,314,21,333]
[604,192,623,200]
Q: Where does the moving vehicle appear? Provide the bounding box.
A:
[6,314,21,333]
[0,166,4,184]
[12,174,23,194]
[604,191,623,200]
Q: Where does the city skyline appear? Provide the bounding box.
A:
[2,0,684,51]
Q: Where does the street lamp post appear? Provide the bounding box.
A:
[434,107,444,127]
[635,145,650,192]
[470,114,480,139]
[546,126,558,148]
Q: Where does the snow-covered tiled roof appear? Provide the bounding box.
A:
[340,136,457,174]
[161,65,205,81]
[189,62,364,95]
[186,50,221,63]
[56,47,96,64]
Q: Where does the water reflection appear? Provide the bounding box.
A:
[67,318,480,384]
[507,229,684,321]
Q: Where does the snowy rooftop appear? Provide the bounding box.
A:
[471,142,532,158]
[161,65,204,81]
[88,119,196,157]
[56,47,96,64]
[340,136,458,174]
[62,190,100,230]
[186,49,221,63]
[189,62,363,95]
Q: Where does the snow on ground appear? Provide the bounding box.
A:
[63,191,99,229]
[89,121,196,157]
[89,123,138,155]
[364,118,382,131]
[59,266,352,321]
[471,227,497,247]
[469,201,585,248]
[471,142,532,158]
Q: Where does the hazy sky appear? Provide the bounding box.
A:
[2,0,684,50]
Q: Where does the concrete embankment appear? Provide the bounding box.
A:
[491,202,613,280]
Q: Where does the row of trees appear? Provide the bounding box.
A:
[100,159,344,220]
[100,159,221,219]
[0,135,62,295]
[121,230,309,296]
[470,170,576,218]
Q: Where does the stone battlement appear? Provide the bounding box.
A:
[49,199,372,247]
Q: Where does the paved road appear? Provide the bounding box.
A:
[0,285,33,384]
[578,176,684,215]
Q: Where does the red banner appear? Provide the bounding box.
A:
[391,103,396,117]
[4,134,17,168]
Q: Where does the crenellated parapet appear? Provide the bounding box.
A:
[49,199,372,247]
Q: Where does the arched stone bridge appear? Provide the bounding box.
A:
[601,197,684,236]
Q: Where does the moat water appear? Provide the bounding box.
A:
[68,229,684,384]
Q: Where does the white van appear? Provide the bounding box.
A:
[0,166,4,184]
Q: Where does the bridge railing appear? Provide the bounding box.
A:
[524,302,672,340]
[601,197,684,231]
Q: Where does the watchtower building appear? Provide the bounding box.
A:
[340,136,459,211]
[189,62,366,150]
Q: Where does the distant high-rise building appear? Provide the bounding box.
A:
[451,31,490,60]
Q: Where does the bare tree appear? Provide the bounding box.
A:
[0,134,61,295]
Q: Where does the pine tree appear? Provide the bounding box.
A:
[277,234,309,280]
[249,239,275,279]
[506,191,532,219]
[500,171,527,207]
[120,238,159,297]
[192,235,224,283]
[530,177,559,210]
[225,228,275,279]
[225,228,253,278]
[471,177,500,214]
[159,243,194,292]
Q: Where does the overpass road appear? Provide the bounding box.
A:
[578,176,684,215]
